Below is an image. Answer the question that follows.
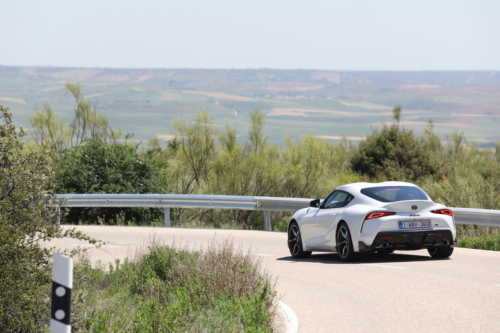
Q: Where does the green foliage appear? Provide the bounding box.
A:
[27,82,166,225]
[170,107,217,194]
[419,131,500,209]
[29,103,68,158]
[28,82,123,157]
[72,241,275,332]
[392,105,402,125]
[274,217,290,232]
[65,82,122,147]
[55,138,168,224]
[458,234,500,251]
[421,118,442,153]
[350,125,440,181]
[0,105,98,332]
[166,108,361,228]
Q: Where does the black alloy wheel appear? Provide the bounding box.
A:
[428,246,454,259]
[288,222,312,258]
[336,222,357,262]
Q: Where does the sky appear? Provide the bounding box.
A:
[1,0,499,70]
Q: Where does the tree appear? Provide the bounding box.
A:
[28,82,123,156]
[496,141,500,162]
[392,105,402,126]
[0,105,96,332]
[66,82,111,147]
[170,107,217,194]
[29,103,68,158]
[55,138,168,224]
[280,135,331,198]
[350,125,440,181]
[422,118,442,153]
[248,108,268,153]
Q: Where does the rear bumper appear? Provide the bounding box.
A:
[358,230,457,252]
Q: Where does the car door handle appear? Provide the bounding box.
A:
[329,214,336,218]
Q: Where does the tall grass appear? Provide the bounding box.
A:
[457,225,500,251]
[71,239,276,332]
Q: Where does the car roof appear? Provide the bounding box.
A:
[335,181,418,194]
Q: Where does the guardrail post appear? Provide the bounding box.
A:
[50,253,73,333]
[56,203,61,225]
[164,207,170,227]
[264,211,271,231]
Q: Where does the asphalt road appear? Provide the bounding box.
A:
[45,226,500,333]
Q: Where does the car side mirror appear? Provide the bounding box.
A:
[310,199,320,208]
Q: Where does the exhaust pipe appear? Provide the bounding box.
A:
[382,241,389,248]
[442,239,449,246]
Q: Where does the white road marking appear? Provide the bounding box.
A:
[495,284,500,287]
[457,247,500,254]
[238,252,274,257]
[274,299,299,333]
[363,264,408,270]
[70,244,122,248]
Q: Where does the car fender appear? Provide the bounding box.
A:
[289,207,317,251]
[339,204,374,252]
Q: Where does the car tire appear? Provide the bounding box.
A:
[288,222,312,258]
[377,248,395,254]
[336,222,357,262]
[428,246,454,259]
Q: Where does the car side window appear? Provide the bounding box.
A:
[322,191,353,209]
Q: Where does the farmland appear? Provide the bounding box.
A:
[1,66,500,145]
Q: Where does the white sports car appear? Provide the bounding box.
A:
[287,181,456,261]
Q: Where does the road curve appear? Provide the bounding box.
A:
[45,226,500,333]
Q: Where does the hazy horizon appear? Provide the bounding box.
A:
[2,0,499,71]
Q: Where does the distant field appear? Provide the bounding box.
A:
[1,67,500,145]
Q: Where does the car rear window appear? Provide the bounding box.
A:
[360,186,428,202]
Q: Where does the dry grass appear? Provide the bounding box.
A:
[72,236,277,332]
[457,224,500,238]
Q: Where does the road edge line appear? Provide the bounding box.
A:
[274,299,298,333]
[457,247,500,254]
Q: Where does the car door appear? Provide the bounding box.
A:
[304,191,354,248]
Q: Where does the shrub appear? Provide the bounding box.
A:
[351,125,440,181]
[0,105,97,332]
[458,234,500,251]
[72,240,276,332]
[55,138,168,224]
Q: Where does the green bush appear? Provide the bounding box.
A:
[55,138,168,224]
[458,235,500,251]
[350,125,440,181]
[72,241,275,332]
[0,105,96,332]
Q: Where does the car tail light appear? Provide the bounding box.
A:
[431,209,453,216]
[364,211,396,221]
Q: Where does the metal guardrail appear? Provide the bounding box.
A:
[55,194,312,230]
[450,207,500,227]
[55,194,500,230]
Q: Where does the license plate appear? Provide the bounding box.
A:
[399,221,430,229]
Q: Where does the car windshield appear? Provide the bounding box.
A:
[360,186,428,202]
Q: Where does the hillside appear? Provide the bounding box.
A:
[1,66,499,145]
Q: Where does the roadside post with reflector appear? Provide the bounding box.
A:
[51,253,73,333]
